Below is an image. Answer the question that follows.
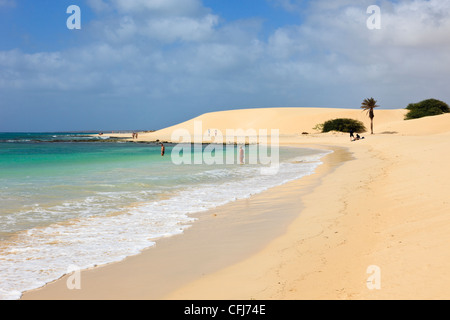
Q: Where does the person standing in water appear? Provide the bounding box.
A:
[161,143,165,157]
[239,146,244,165]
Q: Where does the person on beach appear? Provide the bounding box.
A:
[349,129,355,141]
[161,143,165,157]
[352,134,365,141]
[239,146,244,165]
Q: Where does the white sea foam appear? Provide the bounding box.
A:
[0,149,332,300]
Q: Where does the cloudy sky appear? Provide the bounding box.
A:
[1,0,449,132]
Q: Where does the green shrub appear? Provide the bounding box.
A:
[405,99,450,120]
[322,118,366,133]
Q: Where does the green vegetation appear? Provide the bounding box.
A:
[361,97,379,134]
[321,118,366,133]
[313,123,324,132]
[405,99,450,120]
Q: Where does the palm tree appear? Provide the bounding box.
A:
[361,98,379,134]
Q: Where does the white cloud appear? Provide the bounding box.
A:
[101,16,139,43]
[377,0,450,47]
[86,0,110,13]
[90,0,219,44]
[271,1,450,73]
[143,14,219,43]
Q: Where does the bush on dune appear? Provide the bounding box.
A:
[405,99,450,120]
[321,118,366,133]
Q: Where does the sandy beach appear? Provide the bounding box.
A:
[22,108,450,300]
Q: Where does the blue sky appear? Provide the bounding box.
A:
[1,0,450,132]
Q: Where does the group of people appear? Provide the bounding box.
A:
[130,132,165,157]
[349,130,365,142]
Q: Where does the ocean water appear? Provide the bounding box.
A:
[0,133,331,300]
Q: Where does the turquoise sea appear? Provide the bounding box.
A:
[0,133,331,300]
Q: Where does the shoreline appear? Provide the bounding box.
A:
[167,140,374,299]
[21,144,346,300]
[167,133,450,300]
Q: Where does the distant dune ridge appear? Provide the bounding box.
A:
[123,108,410,142]
[110,107,450,142]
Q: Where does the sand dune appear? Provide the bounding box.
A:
[377,113,450,136]
[131,108,409,142]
